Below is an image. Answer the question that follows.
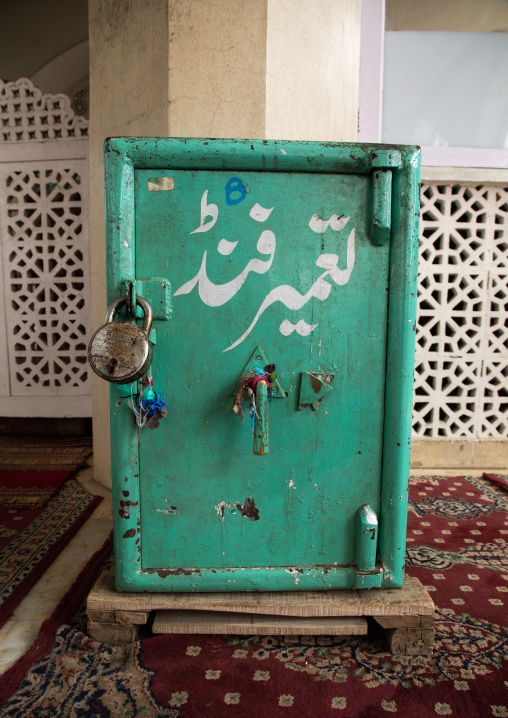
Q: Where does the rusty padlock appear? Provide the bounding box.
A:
[88,296,153,384]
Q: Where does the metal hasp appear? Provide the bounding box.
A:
[126,278,172,320]
[104,137,420,593]
[298,371,334,411]
[87,296,153,384]
[253,380,269,455]
[228,346,287,400]
[370,149,401,246]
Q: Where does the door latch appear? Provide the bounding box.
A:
[370,149,401,246]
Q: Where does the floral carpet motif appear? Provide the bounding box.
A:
[407,541,508,572]
[409,496,494,519]
[227,604,508,689]
[0,437,99,630]
[0,487,58,509]
[0,436,92,471]
[1,474,508,717]
[0,480,100,607]
[2,626,173,718]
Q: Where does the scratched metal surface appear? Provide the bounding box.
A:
[135,168,386,570]
[104,138,420,592]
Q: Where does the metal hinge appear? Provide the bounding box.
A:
[125,278,172,320]
[370,149,402,246]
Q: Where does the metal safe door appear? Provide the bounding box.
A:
[135,169,387,576]
[105,138,420,592]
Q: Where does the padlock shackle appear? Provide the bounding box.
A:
[104,296,127,323]
[105,295,153,335]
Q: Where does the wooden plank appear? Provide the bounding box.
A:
[87,608,149,625]
[87,609,115,623]
[152,611,368,636]
[88,568,434,618]
[114,610,150,625]
[374,614,435,630]
[87,621,139,646]
[420,615,435,627]
[385,627,434,656]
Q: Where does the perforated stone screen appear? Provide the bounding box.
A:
[2,165,89,393]
[414,182,508,438]
[0,78,90,415]
[0,78,88,142]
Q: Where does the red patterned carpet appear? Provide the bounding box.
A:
[0,437,100,629]
[0,473,507,717]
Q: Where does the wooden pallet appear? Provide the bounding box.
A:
[86,567,435,655]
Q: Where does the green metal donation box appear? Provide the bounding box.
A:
[91,138,420,593]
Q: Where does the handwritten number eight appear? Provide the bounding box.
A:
[225,177,247,206]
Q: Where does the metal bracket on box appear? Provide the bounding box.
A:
[125,278,172,321]
[370,149,402,246]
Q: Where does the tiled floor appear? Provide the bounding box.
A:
[0,465,504,676]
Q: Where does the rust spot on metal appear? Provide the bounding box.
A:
[309,374,322,393]
[122,490,130,497]
[236,497,260,521]
[123,528,136,538]
[256,434,268,455]
[145,568,202,578]
[118,500,138,519]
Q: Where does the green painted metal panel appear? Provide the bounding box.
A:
[103,138,420,592]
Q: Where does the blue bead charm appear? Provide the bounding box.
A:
[128,376,168,429]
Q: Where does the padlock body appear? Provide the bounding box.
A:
[88,320,152,383]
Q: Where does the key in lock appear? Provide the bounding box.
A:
[88,296,153,383]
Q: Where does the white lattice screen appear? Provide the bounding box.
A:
[0,77,88,142]
[3,164,89,393]
[414,182,508,439]
[0,79,90,417]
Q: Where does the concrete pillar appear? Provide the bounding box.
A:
[89,0,170,487]
[266,0,361,141]
[89,0,362,488]
[167,1,268,139]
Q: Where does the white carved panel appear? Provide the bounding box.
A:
[414,183,508,439]
[0,162,90,395]
[0,78,88,143]
[0,79,90,416]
